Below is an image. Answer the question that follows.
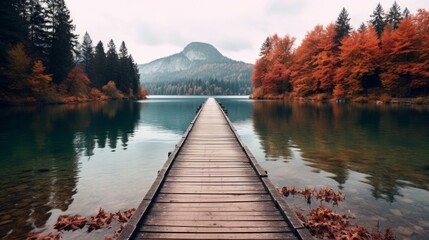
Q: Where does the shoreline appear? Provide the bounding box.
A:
[249,94,429,105]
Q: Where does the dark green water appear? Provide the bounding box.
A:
[1,96,428,239]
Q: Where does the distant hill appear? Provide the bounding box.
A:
[138,42,253,95]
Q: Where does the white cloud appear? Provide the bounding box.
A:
[67,0,428,64]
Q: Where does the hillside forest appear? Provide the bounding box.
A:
[145,78,252,95]
[252,3,429,102]
[0,0,146,105]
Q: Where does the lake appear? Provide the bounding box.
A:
[0,96,428,239]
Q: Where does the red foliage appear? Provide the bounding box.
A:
[27,208,136,240]
[27,231,61,240]
[282,186,395,240]
[54,214,87,231]
[281,186,345,206]
[253,9,429,99]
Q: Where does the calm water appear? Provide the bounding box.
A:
[1,96,428,239]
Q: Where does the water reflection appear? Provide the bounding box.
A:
[251,101,429,201]
[0,101,141,239]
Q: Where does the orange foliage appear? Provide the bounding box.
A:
[292,25,324,96]
[252,8,429,99]
[251,34,295,96]
[61,66,91,97]
[334,26,381,98]
[29,60,52,95]
[312,24,338,93]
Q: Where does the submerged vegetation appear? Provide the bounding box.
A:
[27,208,136,240]
[281,186,395,240]
[0,0,146,105]
[252,3,429,101]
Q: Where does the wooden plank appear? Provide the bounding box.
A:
[150,202,280,212]
[142,219,289,227]
[144,214,284,221]
[165,176,261,182]
[156,193,272,203]
[140,225,290,233]
[147,211,282,216]
[136,232,297,239]
[160,186,264,191]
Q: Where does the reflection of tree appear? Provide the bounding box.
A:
[0,101,141,239]
[252,101,429,202]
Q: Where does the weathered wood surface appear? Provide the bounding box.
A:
[118,98,311,240]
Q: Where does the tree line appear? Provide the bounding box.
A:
[252,2,429,101]
[0,0,146,105]
[144,78,252,95]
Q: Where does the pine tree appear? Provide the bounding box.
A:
[370,3,386,39]
[92,41,106,88]
[129,54,141,96]
[403,8,410,18]
[80,32,94,74]
[0,0,28,67]
[118,41,130,93]
[386,1,402,29]
[334,8,352,45]
[46,0,77,83]
[106,39,119,84]
[259,37,271,56]
[28,0,50,62]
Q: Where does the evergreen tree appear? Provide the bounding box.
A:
[334,8,352,45]
[92,41,106,88]
[403,8,410,18]
[106,39,119,83]
[118,41,130,93]
[80,32,94,74]
[28,0,50,62]
[259,37,271,56]
[129,55,141,96]
[0,0,28,67]
[370,3,386,39]
[386,1,402,29]
[48,0,77,83]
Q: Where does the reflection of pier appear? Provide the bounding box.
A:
[118,98,310,239]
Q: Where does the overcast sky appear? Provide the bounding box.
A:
[67,0,427,64]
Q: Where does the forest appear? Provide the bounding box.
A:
[0,0,146,105]
[144,78,252,95]
[252,2,429,102]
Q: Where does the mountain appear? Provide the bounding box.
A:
[138,42,253,95]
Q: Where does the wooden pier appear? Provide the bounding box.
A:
[118,98,311,239]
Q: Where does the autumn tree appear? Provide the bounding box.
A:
[29,60,52,100]
[4,43,31,92]
[60,66,91,97]
[102,80,124,99]
[334,25,381,98]
[251,37,272,97]
[312,24,338,94]
[370,3,386,39]
[380,17,419,97]
[291,25,324,96]
[334,8,352,45]
[408,9,429,95]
